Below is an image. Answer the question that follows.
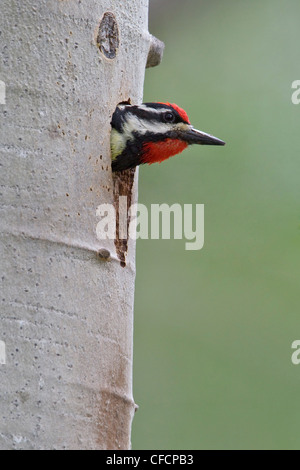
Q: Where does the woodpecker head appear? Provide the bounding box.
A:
[111,102,225,172]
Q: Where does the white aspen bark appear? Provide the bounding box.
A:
[0,0,152,450]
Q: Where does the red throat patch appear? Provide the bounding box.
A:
[142,139,188,165]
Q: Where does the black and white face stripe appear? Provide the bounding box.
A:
[111,103,190,134]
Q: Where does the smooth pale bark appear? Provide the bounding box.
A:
[0,0,151,450]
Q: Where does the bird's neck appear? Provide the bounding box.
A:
[141,139,188,164]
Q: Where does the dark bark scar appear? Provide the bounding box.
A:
[113,169,136,267]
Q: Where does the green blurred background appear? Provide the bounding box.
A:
[132,0,300,450]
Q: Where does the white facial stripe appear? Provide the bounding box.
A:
[118,104,173,116]
[137,104,171,114]
[123,114,190,139]
[117,104,170,114]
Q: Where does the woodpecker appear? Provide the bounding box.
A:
[110,102,225,172]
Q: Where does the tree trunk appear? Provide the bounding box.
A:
[0,0,152,450]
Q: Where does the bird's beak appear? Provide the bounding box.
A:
[182,126,225,146]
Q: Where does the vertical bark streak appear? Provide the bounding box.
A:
[113,169,136,267]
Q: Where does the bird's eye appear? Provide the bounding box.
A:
[163,112,175,123]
